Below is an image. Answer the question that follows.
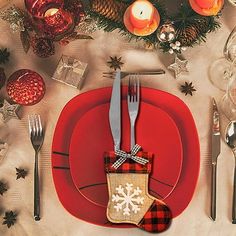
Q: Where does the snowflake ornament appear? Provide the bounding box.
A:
[112,183,144,216]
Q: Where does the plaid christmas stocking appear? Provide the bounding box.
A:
[104,145,172,233]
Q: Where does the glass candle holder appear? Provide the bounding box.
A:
[24,0,75,39]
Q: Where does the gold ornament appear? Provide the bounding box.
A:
[0,5,25,32]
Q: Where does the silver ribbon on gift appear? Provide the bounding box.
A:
[57,57,81,83]
[112,144,149,169]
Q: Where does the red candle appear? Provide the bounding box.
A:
[129,0,154,29]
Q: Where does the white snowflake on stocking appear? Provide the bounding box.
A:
[112,183,144,216]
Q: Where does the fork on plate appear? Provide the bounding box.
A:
[127,75,140,149]
[103,70,165,79]
[28,114,44,221]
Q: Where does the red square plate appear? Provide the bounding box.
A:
[51,87,200,227]
[69,97,183,207]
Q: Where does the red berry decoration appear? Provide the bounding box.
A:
[6,69,46,106]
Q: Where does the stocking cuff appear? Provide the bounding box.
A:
[104,151,153,173]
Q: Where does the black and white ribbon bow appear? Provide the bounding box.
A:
[112,144,149,169]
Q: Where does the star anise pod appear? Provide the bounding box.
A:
[107,56,124,71]
[0,67,6,89]
[2,211,17,228]
[16,168,28,180]
[0,181,7,195]
[180,82,196,96]
[0,48,10,64]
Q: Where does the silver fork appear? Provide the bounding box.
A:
[28,114,44,221]
[103,70,165,79]
[127,75,140,149]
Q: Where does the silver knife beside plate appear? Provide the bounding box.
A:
[210,98,221,221]
[109,70,121,151]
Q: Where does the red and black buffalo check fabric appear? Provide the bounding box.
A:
[138,201,172,233]
[104,151,153,173]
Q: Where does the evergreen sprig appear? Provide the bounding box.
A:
[87,0,221,52]
[87,0,167,45]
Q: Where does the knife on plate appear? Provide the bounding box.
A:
[210,98,221,221]
[109,70,121,151]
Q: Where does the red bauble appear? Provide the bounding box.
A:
[6,69,46,106]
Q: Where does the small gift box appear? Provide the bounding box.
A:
[52,55,88,89]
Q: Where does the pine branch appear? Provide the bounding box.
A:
[87,0,166,45]
[87,0,222,53]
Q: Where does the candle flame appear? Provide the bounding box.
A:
[44,8,59,17]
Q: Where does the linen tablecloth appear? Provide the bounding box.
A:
[0,1,236,235]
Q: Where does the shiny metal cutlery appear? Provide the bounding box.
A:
[28,114,44,221]
[225,121,236,224]
[127,75,140,149]
[210,98,221,221]
[103,70,165,79]
[109,70,121,151]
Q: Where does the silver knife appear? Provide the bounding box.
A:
[210,98,221,221]
[109,70,121,151]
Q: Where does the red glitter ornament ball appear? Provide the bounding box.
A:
[6,69,46,106]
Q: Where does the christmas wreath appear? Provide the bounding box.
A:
[0,0,224,57]
[87,0,223,53]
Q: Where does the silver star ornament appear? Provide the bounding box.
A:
[0,100,20,122]
[168,55,189,79]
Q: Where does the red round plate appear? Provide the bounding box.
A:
[51,87,200,227]
[69,100,183,207]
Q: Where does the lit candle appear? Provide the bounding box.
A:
[129,0,154,29]
[44,8,59,17]
[43,8,75,38]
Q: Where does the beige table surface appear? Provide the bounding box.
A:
[0,1,236,236]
